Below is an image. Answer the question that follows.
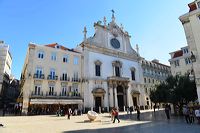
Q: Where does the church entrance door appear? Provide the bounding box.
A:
[117,86,125,111]
[95,97,101,112]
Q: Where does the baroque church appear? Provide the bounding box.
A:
[76,12,146,112]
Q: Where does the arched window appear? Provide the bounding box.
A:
[38,51,44,59]
[130,67,136,80]
[94,60,102,76]
[112,60,122,77]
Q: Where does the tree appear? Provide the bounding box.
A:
[150,75,197,114]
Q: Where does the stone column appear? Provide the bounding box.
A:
[126,86,129,107]
[114,86,118,108]
[109,84,114,108]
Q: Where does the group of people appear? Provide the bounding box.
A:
[111,106,141,123]
[183,105,200,124]
[56,108,81,119]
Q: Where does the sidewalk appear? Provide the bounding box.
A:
[0,109,199,133]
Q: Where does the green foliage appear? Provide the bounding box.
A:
[150,75,197,105]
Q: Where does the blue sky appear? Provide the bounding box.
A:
[0,0,192,79]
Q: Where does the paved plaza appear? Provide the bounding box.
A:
[0,110,200,133]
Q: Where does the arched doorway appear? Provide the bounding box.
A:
[117,85,125,111]
[92,88,106,113]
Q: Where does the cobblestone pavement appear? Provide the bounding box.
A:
[0,110,200,133]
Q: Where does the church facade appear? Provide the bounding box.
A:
[76,13,146,112]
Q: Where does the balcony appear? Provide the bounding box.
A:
[71,78,81,82]
[60,77,70,81]
[46,91,57,97]
[31,91,44,97]
[47,75,58,80]
[33,74,45,79]
[59,91,81,99]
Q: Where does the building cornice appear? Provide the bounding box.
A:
[84,43,139,62]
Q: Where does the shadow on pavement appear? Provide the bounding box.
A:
[63,110,200,133]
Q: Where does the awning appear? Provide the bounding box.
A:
[30,99,83,105]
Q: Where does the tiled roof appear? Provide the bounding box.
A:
[188,2,197,12]
[45,43,80,53]
[173,50,183,58]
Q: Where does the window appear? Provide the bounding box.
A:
[36,67,43,78]
[62,73,68,81]
[38,51,44,59]
[49,68,56,79]
[115,66,120,77]
[149,78,151,83]
[174,60,180,67]
[95,64,101,76]
[51,53,56,61]
[197,1,200,8]
[144,78,146,83]
[74,56,79,65]
[62,87,67,96]
[94,60,102,77]
[72,83,79,96]
[185,58,191,65]
[63,55,68,63]
[73,72,78,81]
[34,85,41,95]
[183,48,188,54]
[49,86,54,95]
[131,71,135,80]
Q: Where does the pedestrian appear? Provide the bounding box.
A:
[110,108,115,121]
[183,105,189,124]
[67,108,72,119]
[189,107,195,124]
[136,106,140,120]
[153,104,156,112]
[113,108,120,123]
[165,104,170,120]
[195,107,200,124]
[126,106,129,115]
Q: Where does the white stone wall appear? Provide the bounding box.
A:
[180,2,200,102]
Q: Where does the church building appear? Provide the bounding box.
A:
[76,12,146,112]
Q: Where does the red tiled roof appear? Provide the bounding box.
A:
[45,43,80,53]
[188,2,197,12]
[173,50,183,58]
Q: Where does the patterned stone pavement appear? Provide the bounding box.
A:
[0,110,199,133]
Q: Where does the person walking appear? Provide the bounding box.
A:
[153,104,156,113]
[113,108,120,123]
[67,108,72,119]
[165,104,170,120]
[183,105,189,124]
[110,108,115,121]
[136,106,140,120]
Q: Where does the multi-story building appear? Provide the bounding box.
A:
[179,0,200,102]
[21,43,83,114]
[141,59,171,108]
[0,41,12,109]
[169,46,192,76]
[76,13,146,112]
